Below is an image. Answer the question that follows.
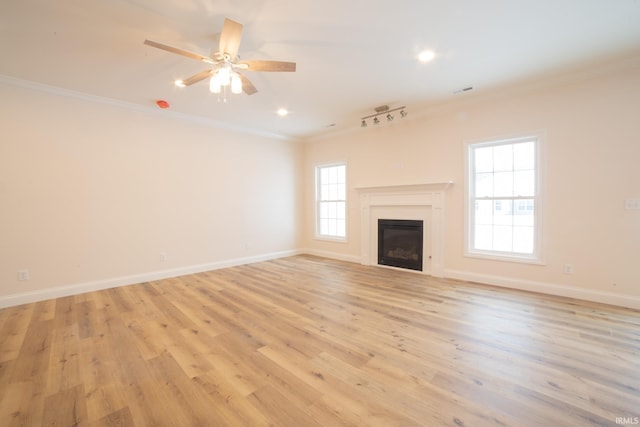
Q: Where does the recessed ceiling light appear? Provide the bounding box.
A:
[418,50,435,63]
[276,108,288,117]
[174,79,186,88]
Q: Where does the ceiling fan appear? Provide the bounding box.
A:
[144,18,296,95]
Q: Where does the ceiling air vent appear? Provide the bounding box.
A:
[453,86,474,94]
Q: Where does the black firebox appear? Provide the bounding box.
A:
[377,219,423,271]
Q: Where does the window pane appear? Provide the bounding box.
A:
[476,173,493,197]
[328,201,337,219]
[320,202,328,218]
[494,200,513,226]
[328,167,337,184]
[475,147,493,173]
[320,219,328,235]
[475,225,493,250]
[493,225,513,252]
[337,220,346,237]
[328,219,337,236]
[320,168,329,183]
[329,184,338,200]
[336,201,345,219]
[493,144,513,172]
[337,165,346,183]
[514,170,534,196]
[513,226,534,253]
[514,141,535,170]
[475,200,493,225]
[320,184,329,201]
[513,200,534,226]
[493,171,513,197]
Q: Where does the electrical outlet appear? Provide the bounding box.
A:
[18,270,29,281]
[563,264,574,274]
[160,252,167,262]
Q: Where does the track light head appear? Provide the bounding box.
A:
[373,117,380,125]
[386,113,394,121]
[361,119,367,128]
[400,110,407,118]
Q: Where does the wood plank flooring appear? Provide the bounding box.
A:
[1,254,639,426]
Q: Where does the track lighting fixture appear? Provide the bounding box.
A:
[360,105,407,128]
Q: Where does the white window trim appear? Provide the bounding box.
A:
[464,133,545,265]
[314,161,348,242]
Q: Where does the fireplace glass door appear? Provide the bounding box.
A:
[378,219,423,271]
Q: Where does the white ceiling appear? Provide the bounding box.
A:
[2,0,640,140]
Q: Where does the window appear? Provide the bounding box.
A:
[467,135,541,262]
[315,163,346,240]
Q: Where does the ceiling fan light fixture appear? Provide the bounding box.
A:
[217,65,231,86]
[231,73,243,94]
[145,17,296,98]
[209,74,222,93]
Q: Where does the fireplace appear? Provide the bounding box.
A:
[378,219,424,271]
[357,182,452,276]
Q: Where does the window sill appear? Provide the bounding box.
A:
[314,235,348,243]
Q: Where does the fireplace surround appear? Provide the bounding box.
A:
[357,182,452,276]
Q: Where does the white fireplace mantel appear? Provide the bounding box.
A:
[357,182,453,277]
[355,182,453,194]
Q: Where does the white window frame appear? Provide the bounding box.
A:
[465,134,544,264]
[314,162,347,242]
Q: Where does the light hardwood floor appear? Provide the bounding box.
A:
[1,255,639,426]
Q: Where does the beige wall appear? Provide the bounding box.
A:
[302,59,640,308]
[2,56,639,309]
[0,81,301,305]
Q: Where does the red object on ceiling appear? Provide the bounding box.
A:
[156,100,170,109]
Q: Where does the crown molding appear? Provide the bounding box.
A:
[0,74,294,142]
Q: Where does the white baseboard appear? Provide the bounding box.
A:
[444,268,640,311]
[3,252,638,311]
[300,254,640,310]
[0,250,302,309]
[301,248,361,264]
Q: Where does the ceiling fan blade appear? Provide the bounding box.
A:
[219,18,243,59]
[181,69,213,86]
[144,39,214,64]
[239,73,258,95]
[241,60,296,72]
